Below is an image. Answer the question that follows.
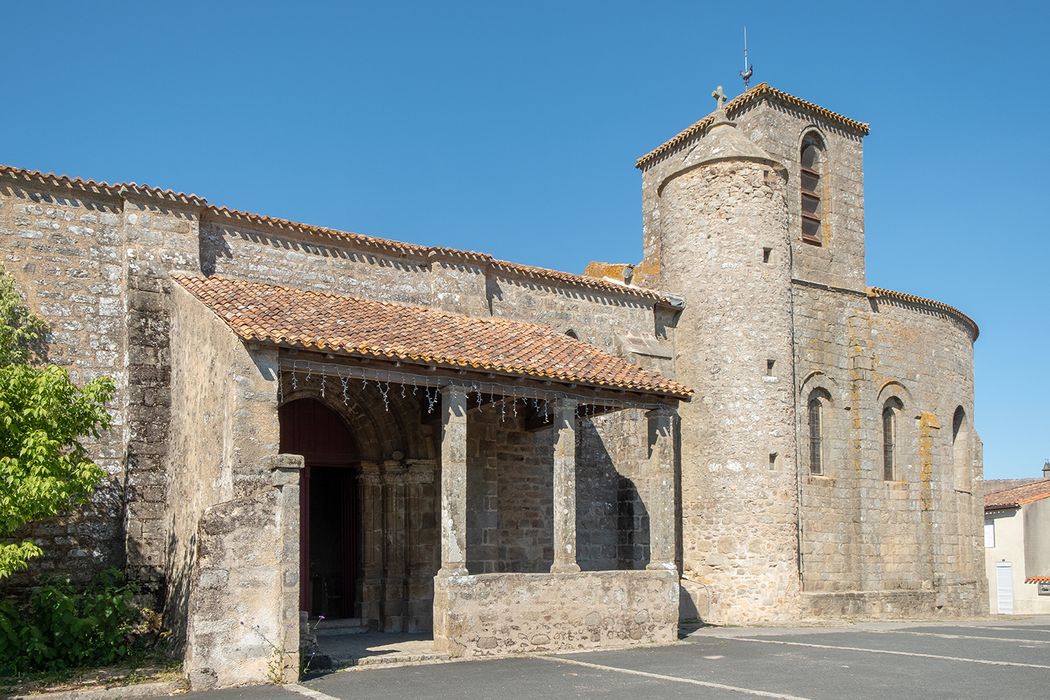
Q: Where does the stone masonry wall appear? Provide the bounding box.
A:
[640,94,867,293]
[466,405,655,577]
[0,172,667,599]
[165,285,282,639]
[733,100,866,292]
[658,156,801,624]
[0,182,127,588]
[794,283,985,615]
[433,569,678,657]
[185,455,301,690]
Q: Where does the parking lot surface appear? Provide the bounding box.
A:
[183,617,1050,699]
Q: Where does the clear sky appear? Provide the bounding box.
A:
[2,2,1047,479]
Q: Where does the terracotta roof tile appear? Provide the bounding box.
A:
[172,275,692,400]
[985,480,1050,510]
[1025,576,1050,584]
[636,83,870,170]
[0,164,208,206]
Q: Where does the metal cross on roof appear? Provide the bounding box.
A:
[711,85,727,109]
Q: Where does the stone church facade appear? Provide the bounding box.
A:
[0,83,985,687]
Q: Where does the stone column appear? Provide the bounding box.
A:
[359,462,383,625]
[646,407,677,571]
[551,398,581,574]
[271,453,304,684]
[383,461,408,632]
[439,385,468,575]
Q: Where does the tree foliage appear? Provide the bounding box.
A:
[0,271,114,579]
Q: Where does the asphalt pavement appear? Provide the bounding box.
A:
[180,617,1050,699]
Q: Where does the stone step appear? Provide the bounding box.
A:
[314,618,369,637]
[329,650,452,669]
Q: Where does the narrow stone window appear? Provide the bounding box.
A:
[807,391,827,475]
[766,359,775,376]
[769,452,778,471]
[800,135,825,245]
[762,247,772,263]
[882,397,902,480]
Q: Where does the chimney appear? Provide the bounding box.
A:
[1044,460,1050,480]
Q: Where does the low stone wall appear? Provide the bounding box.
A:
[184,457,301,690]
[433,569,678,657]
[802,590,938,619]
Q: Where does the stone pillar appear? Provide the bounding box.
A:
[646,407,677,571]
[359,462,383,625]
[439,385,468,575]
[272,454,304,684]
[551,398,581,574]
[383,461,408,632]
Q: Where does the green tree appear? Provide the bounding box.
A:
[0,271,114,579]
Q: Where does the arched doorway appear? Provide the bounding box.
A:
[279,398,360,619]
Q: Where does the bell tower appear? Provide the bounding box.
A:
[643,87,801,623]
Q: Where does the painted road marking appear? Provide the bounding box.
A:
[733,637,1050,669]
[287,683,342,700]
[876,630,1050,645]
[962,625,1050,635]
[538,655,813,699]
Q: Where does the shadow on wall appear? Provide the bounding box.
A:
[577,419,650,572]
[162,523,193,654]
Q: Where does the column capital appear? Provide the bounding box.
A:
[646,404,677,420]
[440,383,466,404]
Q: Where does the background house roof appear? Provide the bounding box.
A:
[984,479,1050,511]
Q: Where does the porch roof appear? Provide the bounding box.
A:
[173,274,692,400]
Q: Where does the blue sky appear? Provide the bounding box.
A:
[3,2,1047,479]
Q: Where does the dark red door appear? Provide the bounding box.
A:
[278,398,360,618]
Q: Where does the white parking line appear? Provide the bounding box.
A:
[875,630,1050,645]
[537,655,813,699]
[733,637,1050,669]
[286,683,341,700]
[963,625,1050,635]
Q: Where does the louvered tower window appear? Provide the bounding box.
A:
[801,139,824,244]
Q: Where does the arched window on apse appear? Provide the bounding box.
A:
[807,389,831,475]
[882,397,903,481]
[952,406,971,491]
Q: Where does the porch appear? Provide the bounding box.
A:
[169,274,689,687]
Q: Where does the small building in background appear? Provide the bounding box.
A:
[984,462,1050,614]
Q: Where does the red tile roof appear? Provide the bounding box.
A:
[0,164,672,306]
[173,275,692,400]
[636,83,870,170]
[0,163,208,206]
[868,287,980,340]
[985,480,1050,511]
[1025,576,1050,584]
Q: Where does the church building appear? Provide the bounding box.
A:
[0,82,986,688]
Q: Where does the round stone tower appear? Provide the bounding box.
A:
[655,98,800,623]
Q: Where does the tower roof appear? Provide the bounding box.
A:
[636,83,870,170]
[680,104,776,167]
